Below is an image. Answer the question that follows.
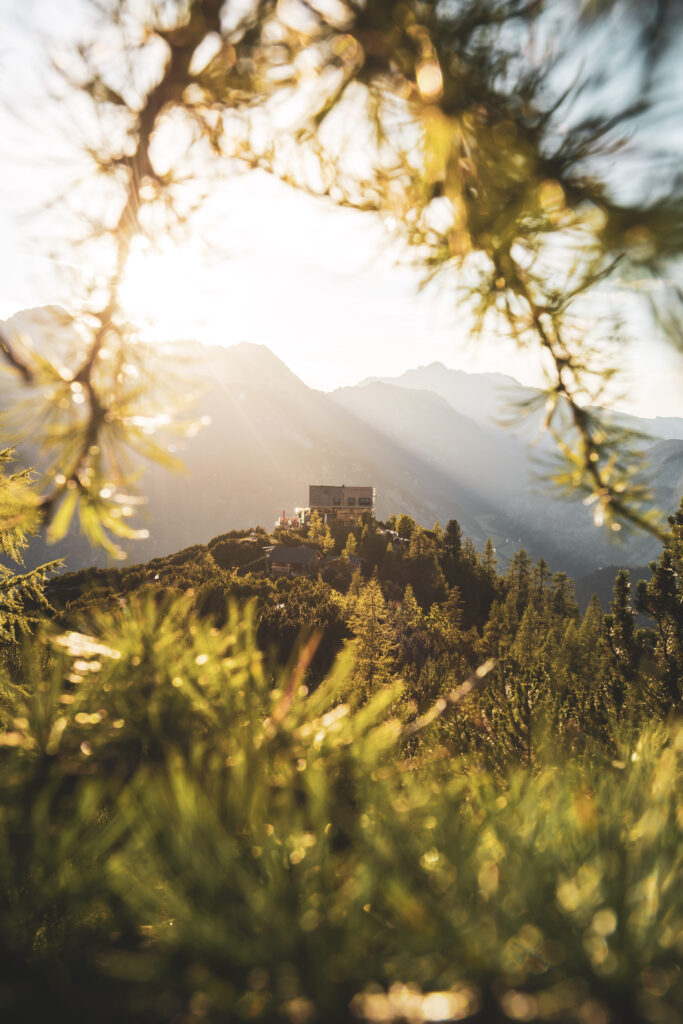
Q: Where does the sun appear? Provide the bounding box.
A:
[119,235,205,342]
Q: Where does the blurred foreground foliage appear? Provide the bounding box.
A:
[0,448,62,644]
[1,508,682,1022]
[0,594,681,1023]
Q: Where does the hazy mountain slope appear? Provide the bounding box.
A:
[2,308,681,576]
[1,322,516,570]
[331,375,683,573]
[135,345,514,557]
[370,361,683,443]
[610,412,683,442]
[362,362,533,427]
[330,381,522,494]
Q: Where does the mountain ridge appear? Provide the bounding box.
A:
[2,307,681,577]
[364,361,683,442]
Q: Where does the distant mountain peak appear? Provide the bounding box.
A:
[230,340,279,358]
[357,360,532,428]
[399,361,522,385]
[3,304,78,339]
[419,360,448,372]
[187,340,309,392]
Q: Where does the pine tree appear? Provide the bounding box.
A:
[431,521,444,550]
[461,537,478,568]
[575,593,608,679]
[530,558,551,609]
[396,514,415,540]
[481,538,498,582]
[346,577,396,693]
[343,532,358,560]
[566,593,614,738]
[443,585,464,632]
[409,527,426,560]
[399,584,421,625]
[603,569,639,718]
[511,605,542,668]
[549,572,579,621]
[392,584,433,683]
[481,657,552,770]
[506,549,532,618]
[308,511,325,546]
[606,570,637,671]
[636,499,683,710]
[581,593,604,643]
[321,525,335,555]
[445,519,462,557]
[347,568,363,600]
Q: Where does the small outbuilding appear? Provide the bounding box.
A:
[265,544,321,577]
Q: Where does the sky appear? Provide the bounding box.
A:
[1,0,682,418]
